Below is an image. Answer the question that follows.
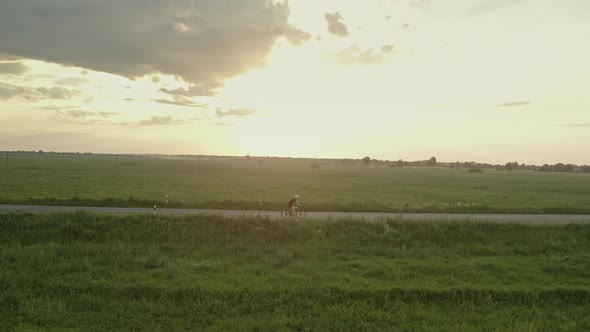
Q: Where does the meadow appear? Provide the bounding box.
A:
[1,152,590,214]
[1,212,589,330]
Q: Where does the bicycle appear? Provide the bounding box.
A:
[281,206,306,219]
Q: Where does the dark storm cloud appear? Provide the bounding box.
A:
[325,12,349,37]
[0,62,29,76]
[495,101,531,107]
[0,1,310,97]
[216,108,257,117]
[0,54,21,61]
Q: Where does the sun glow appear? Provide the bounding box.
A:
[1,1,590,163]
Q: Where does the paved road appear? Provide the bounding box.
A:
[1,204,589,223]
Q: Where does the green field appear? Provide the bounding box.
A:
[1,153,589,214]
[1,213,589,330]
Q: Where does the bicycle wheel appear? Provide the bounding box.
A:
[281,210,291,218]
[296,209,306,219]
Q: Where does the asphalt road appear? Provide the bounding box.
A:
[1,204,589,223]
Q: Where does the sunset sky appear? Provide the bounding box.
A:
[1,0,589,164]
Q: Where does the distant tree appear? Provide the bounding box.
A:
[505,161,518,171]
[581,166,590,173]
[539,164,551,172]
[396,159,404,167]
[246,154,251,161]
[362,156,371,166]
[426,156,437,167]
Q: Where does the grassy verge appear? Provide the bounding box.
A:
[1,213,589,330]
[2,196,590,215]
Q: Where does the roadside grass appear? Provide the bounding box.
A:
[1,212,589,330]
[1,153,590,214]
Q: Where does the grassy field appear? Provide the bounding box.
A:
[1,212,589,330]
[1,152,590,214]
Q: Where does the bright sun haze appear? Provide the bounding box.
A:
[1,0,589,165]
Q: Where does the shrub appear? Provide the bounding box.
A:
[468,167,483,173]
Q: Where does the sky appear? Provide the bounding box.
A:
[1,0,589,165]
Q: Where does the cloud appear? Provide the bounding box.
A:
[0,83,76,101]
[36,86,73,99]
[410,0,430,11]
[495,101,531,107]
[138,115,184,126]
[153,96,206,108]
[0,1,309,97]
[332,45,394,65]
[381,44,396,53]
[49,109,120,126]
[325,12,349,37]
[55,110,118,118]
[216,108,257,117]
[55,77,89,86]
[556,122,590,128]
[58,110,95,118]
[97,111,118,117]
[0,54,20,61]
[468,0,523,17]
[159,82,221,97]
[0,61,29,76]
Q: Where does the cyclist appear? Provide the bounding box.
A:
[287,195,300,216]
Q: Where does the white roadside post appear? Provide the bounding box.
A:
[154,205,157,215]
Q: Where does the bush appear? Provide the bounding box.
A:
[468,167,483,173]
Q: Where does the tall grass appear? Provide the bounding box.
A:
[1,212,589,330]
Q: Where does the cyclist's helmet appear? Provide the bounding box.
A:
[294,195,299,199]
